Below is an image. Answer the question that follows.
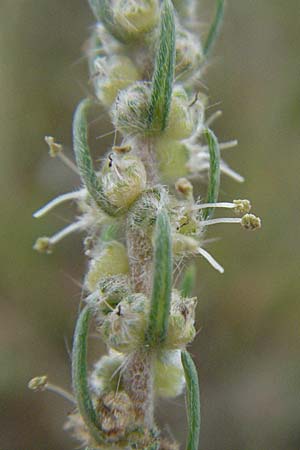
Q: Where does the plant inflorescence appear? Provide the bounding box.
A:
[29,1,261,448]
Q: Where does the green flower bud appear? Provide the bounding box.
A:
[175,28,204,81]
[101,153,147,208]
[128,188,165,231]
[100,293,149,353]
[165,290,197,349]
[154,350,185,398]
[156,137,189,183]
[90,352,125,395]
[164,87,202,140]
[93,55,140,107]
[113,0,159,38]
[112,82,151,136]
[95,275,131,314]
[86,241,129,292]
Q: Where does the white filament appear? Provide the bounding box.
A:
[197,247,224,274]
[33,190,85,218]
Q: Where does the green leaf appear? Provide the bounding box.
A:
[72,305,105,445]
[181,351,201,450]
[180,264,196,297]
[73,99,122,217]
[203,0,225,57]
[145,209,172,346]
[147,0,175,131]
[202,128,221,220]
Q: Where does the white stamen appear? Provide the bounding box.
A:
[45,383,76,405]
[57,152,79,174]
[201,217,242,227]
[195,161,245,182]
[197,247,224,274]
[50,220,85,245]
[33,190,85,218]
[205,110,223,127]
[195,202,237,210]
[219,140,238,150]
[221,164,245,183]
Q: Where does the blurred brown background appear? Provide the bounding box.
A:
[1,1,300,449]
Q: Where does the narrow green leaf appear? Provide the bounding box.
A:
[181,351,201,450]
[145,209,172,346]
[72,305,104,445]
[148,0,175,131]
[180,264,196,297]
[203,0,225,57]
[202,128,221,220]
[73,99,121,217]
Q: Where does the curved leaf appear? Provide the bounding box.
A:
[181,351,201,450]
[204,0,225,57]
[147,0,175,131]
[202,128,221,220]
[145,209,172,346]
[73,99,121,217]
[72,305,105,445]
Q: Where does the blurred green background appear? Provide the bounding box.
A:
[1,1,300,449]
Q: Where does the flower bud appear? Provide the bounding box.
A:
[164,87,202,140]
[93,55,140,107]
[165,290,197,349]
[94,275,131,314]
[101,153,147,208]
[154,350,185,398]
[90,352,125,395]
[128,188,165,231]
[156,137,189,183]
[85,241,129,292]
[100,293,149,353]
[175,27,204,81]
[113,0,159,39]
[112,82,151,136]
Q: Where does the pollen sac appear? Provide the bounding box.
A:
[85,241,129,292]
[156,137,189,183]
[154,350,185,398]
[164,87,203,140]
[113,0,159,39]
[175,27,204,81]
[90,352,125,395]
[165,290,197,349]
[241,213,262,231]
[112,82,151,136]
[100,293,149,353]
[101,153,147,209]
[93,55,140,107]
[96,391,135,442]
